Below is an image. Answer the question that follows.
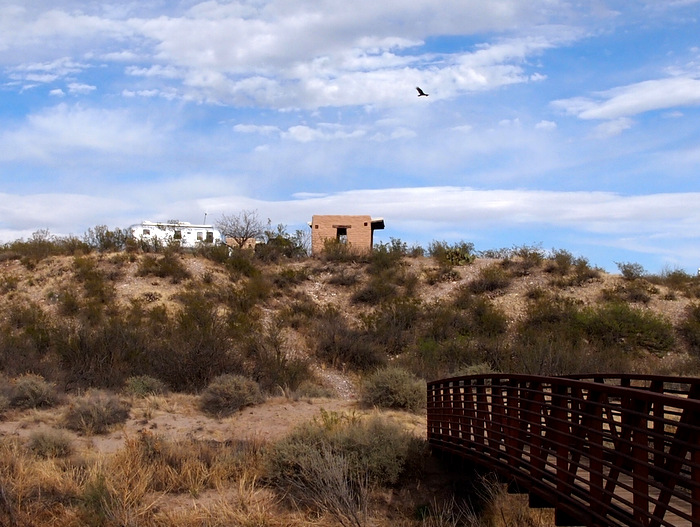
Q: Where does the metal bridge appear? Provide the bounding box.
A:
[427,374,700,527]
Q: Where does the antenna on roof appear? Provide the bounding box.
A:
[203,212,208,224]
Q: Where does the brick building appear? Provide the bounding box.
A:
[309,215,385,255]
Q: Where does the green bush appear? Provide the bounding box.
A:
[245,324,313,393]
[469,264,512,294]
[123,375,169,397]
[321,238,358,263]
[362,298,421,354]
[582,302,675,354]
[360,367,425,412]
[545,248,574,276]
[429,240,475,267]
[199,374,264,417]
[62,391,131,434]
[137,251,191,283]
[351,275,398,305]
[617,261,646,281]
[679,303,700,355]
[10,374,62,410]
[312,307,385,371]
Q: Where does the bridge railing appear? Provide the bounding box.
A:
[427,374,700,527]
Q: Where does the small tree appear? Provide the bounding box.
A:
[216,210,264,249]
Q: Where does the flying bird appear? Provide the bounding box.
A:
[416,86,429,97]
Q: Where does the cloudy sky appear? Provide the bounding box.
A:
[1,1,699,272]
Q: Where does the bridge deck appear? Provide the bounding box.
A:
[427,374,700,527]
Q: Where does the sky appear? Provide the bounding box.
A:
[1,1,700,273]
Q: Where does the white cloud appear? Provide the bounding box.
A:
[0,103,160,161]
[535,120,556,130]
[8,57,88,83]
[68,82,96,94]
[592,117,634,138]
[233,124,281,135]
[282,124,366,142]
[49,88,65,97]
[553,77,700,120]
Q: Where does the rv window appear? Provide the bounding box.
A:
[173,230,182,240]
[197,231,204,241]
[206,231,214,243]
[143,229,150,235]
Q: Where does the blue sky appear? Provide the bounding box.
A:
[1,1,700,273]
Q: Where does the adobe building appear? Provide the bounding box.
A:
[309,215,385,255]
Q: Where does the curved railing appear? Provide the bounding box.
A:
[427,374,700,527]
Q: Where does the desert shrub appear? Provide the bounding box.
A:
[62,391,131,434]
[0,274,19,294]
[9,374,62,409]
[367,240,405,275]
[256,223,307,262]
[194,242,232,264]
[123,375,168,397]
[28,430,73,458]
[551,256,601,287]
[362,298,421,354]
[545,248,574,275]
[245,323,313,392]
[273,267,309,289]
[327,268,360,286]
[516,296,586,349]
[278,295,318,329]
[137,251,191,283]
[321,238,358,262]
[199,374,264,417]
[582,302,675,354]
[312,307,385,371]
[429,240,476,267]
[679,303,700,355]
[73,256,115,304]
[468,264,512,294]
[505,244,545,276]
[352,275,398,305]
[266,412,426,493]
[360,367,425,412]
[144,291,244,392]
[52,311,149,389]
[402,337,502,381]
[83,225,129,252]
[423,265,460,285]
[617,261,646,281]
[649,268,700,297]
[56,288,81,315]
[225,249,260,279]
[421,301,472,341]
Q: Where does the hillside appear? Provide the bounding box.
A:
[1,245,698,385]
[0,244,699,526]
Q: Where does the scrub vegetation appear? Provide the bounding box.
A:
[0,227,698,526]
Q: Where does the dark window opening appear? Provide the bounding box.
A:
[206,231,214,243]
[173,230,182,240]
[336,227,348,244]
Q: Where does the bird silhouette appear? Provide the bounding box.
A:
[416,86,429,97]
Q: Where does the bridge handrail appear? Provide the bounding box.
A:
[427,374,700,527]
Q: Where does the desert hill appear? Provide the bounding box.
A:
[0,241,698,526]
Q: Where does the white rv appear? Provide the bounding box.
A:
[129,221,225,248]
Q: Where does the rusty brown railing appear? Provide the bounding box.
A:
[427,374,700,527]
